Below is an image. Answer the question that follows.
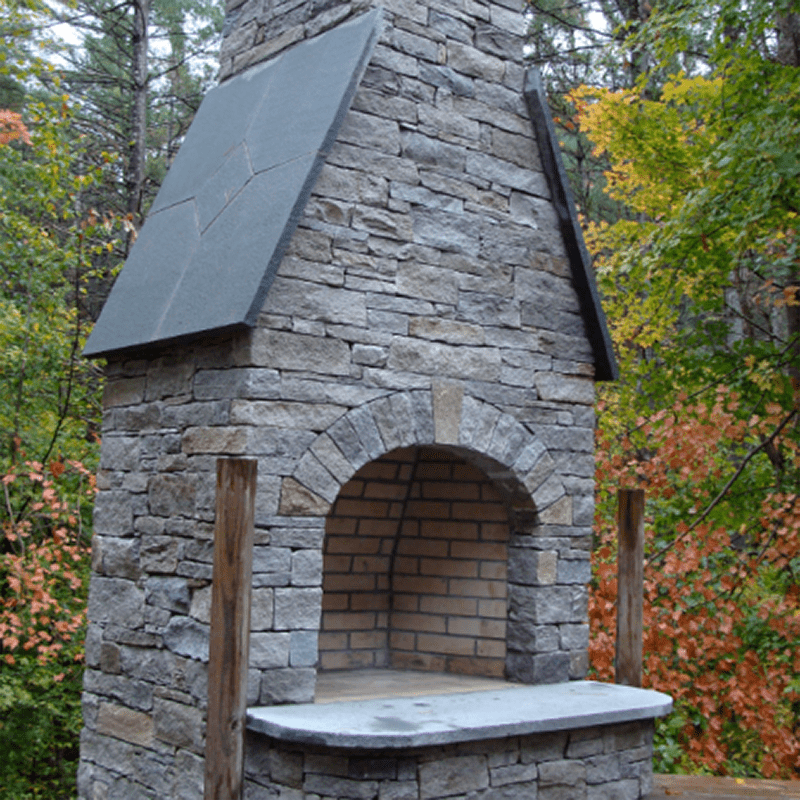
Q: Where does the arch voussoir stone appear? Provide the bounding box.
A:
[288,390,568,522]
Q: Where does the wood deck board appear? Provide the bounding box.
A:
[650,775,800,799]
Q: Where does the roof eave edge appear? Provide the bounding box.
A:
[523,67,619,382]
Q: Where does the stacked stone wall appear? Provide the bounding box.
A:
[243,720,656,800]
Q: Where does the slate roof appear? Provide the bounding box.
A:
[83,9,382,358]
[83,8,617,381]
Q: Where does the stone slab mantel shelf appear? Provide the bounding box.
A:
[246,681,673,750]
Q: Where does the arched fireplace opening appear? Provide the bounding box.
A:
[320,445,512,681]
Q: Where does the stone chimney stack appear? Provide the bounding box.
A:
[219,0,528,83]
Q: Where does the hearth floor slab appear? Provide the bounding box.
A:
[247,677,673,749]
[314,669,510,703]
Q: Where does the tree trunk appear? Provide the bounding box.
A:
[777,12,800,412]
[127,0,149,241]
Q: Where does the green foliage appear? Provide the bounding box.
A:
[1,459,94,799]
[0,92,112,467]
[576,0,800,779]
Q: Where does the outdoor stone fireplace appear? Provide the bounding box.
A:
[77,0,671,797]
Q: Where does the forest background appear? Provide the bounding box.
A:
[0,0,798,796]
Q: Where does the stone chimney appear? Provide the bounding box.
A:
[77,0,628,796]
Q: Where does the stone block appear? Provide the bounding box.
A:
[533,651,571,684]
[535,373,594,406]
[557,558,591,585]
[539,760,587,788]
[338,109,402,154]
[353,343,389,367]
[508,584,576,625]
[253,546,291,575]
[432,380,463,445]
[398,262,458,305]
[103,377,146,408]
[369,394,410,451]
[390,339,501,382]
[559,623,590,651]
[145,358,194,402]
[566,728,603,759]
[278,477,330,516]
[258,668,315,705]
[410,317,484,346]
[173,749,205,800]
[291,549,322,586]
[304,774,379,799]
[467,151,548,195]
[521,731,569,764]
[153,697,203,751]
[181,426,247,454]
[145,577,191,614]
[419,754,488,799]
[100,436,141,471]
[250,632,290,669]
[293,450,341,503]
[88,577,145,629]
[250,329,351,375]
[231,400,346,431]
[147,474,196,517]
[459,396,501,452]
[447,41,505,81]
[100,537,140,580]
[348,405,386,461]
[507,620,560,655]
[490,761,538,787]
[539,495,573,526]
[429,9,472,43]
[250,587,274,630]
[163,616,209,662]
[93,491,134,537]
[379,780,419,800]
[274,587,322,630]
[289,630,318,666]
[96,703,154,747]
[586,780,640,800]
[508,549,557,586]
[262,277,368,326]
[584,753,621,784]
[457,289,521,328]
[475,24,521,60]
[140,535,180,574]
[530,474,567,513]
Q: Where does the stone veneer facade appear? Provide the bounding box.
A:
[243,720,656,800]
[77,0,613,796]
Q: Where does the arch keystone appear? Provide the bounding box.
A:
[432,380,463,444]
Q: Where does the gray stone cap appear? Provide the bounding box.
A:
[246,680,672,749]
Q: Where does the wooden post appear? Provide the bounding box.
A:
[616,488,645,687]
[204,458,257,800]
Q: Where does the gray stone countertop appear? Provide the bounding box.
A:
[246,680,672,749]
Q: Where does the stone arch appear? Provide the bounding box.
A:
[272,389,585,687]
[278,387,567,522]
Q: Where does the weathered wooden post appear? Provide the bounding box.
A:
[204,458,257,800]
[616,488,645,687]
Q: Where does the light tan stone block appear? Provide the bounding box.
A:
[96,703,154,747]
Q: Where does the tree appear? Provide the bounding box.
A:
[566,0,800,777]
[57,0,222,236]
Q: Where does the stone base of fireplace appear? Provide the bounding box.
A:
[244,675,671,799]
